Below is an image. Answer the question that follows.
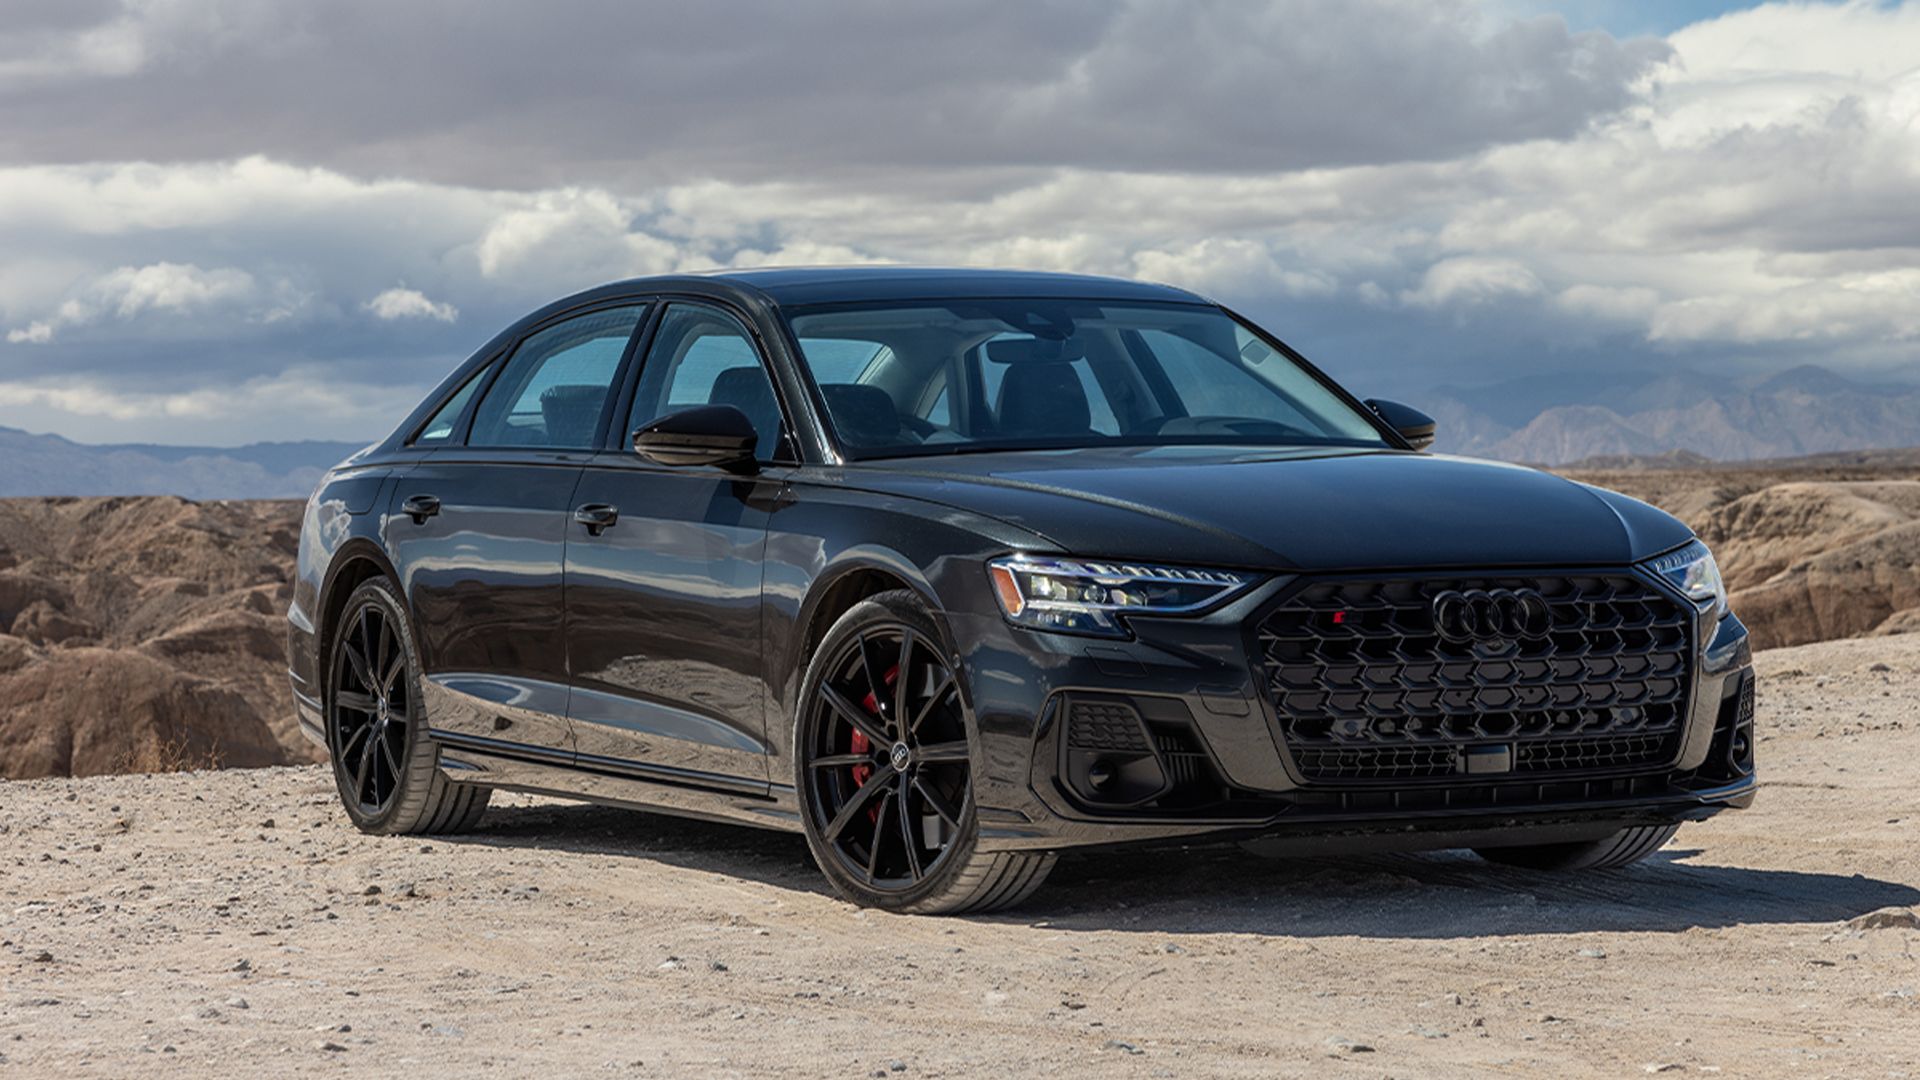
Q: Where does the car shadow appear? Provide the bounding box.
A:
[1032,843,1920,938]
[447,802,1920,937]
[442,799,830,896]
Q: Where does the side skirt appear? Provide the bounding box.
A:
[294,686,327,749]
[432,729,802,834]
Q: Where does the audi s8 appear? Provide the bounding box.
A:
[289,267,1755,913]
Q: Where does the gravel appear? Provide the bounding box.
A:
[1,633,1916,1076]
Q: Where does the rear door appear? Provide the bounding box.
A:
[387,302,649,754]
[563,301,789,786]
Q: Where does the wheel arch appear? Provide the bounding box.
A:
[775,549,950,756]
[793,550,943,671]
[316,540,408,685]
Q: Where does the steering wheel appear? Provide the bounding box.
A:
[898,414,942,438]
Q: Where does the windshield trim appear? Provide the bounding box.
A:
[776,297,1404,462]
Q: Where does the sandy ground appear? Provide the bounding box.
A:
[3,636,1918,1078]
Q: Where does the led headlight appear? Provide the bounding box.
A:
[986,556,1255,637]
[1646,539,1728,615]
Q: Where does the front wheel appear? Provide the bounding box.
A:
[1474,824,1679,871]
[325,578,489,835]
[795,590,1053,914]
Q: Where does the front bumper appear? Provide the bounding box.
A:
[954,574,1757,854]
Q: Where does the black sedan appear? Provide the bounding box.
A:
[288,267,1756,913]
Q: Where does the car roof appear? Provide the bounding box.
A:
[604,265,1212,307]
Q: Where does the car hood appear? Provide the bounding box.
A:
[842,446,1692,573]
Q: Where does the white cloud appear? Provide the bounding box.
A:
[1648,268,1920,344]
[4,261,260,342]
[0,368,366,421]
[1402,257,1545,308]
[366,287,457,323]
[1130,239,1339,300]
[92,261,254,318]
[6,320,52,344]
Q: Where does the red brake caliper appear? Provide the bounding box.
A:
[850,665,899,821]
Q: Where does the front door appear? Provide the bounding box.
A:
[564,302,788,784]
[389,302,649,754]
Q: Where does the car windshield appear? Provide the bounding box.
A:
[784,299,1389,459]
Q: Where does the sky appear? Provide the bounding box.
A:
[0,0,1916,446]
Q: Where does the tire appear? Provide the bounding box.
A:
[325,577,489,835]
[794,590,1054,914]
[1474,824,1679,871]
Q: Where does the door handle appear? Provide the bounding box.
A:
[401,494,441,523]
[573,503,619,536]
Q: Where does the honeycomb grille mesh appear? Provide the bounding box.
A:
[1064,699,1152,753]
[1257,573,1691,783]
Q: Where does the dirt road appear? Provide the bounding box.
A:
[4,635,1918,1077]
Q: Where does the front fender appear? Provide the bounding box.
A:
[763,476,1052,772]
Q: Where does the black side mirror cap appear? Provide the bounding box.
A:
[1364,399,1437,451]
[632,405,760,472]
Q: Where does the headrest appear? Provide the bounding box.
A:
[706,366,781,458]
[820,383,902,446]
[539,384,605,447]
[995,362,1091,437]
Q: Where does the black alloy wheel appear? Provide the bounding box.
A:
[330,595,410,816]
[324,578,489,835]
[804,621,971,889]
[796,591,1054,914]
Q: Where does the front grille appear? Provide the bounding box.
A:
[1295,744,1460,780]
[1514,733,1674,772]
[1257,572,1691,784]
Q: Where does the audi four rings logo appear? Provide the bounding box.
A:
[1430,588,1552,643]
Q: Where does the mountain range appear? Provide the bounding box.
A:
[0,364,1915,497]
[0,427,366,500]
[1422,364,1920,465]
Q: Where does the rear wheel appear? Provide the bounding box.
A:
[1474,824,1679,871]
[795,591,1053,914]
[325,578,489,835]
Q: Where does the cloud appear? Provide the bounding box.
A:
[5,261,260,342]
[1402,257,1546,309]
[90,262,254,318]
[366,287,457,323]
[0,1,1917,445]
[0,367,386,427]
[0,1,1667,185]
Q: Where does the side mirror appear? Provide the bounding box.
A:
[1364,399,1437,451]
[633,405,759,472]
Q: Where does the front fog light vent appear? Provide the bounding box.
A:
[1066,699,1153,753]
[1727,673,1756,777]
[1061,695,1166,806]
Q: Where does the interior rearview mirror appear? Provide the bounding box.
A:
[985,336,1087,364]
[632,405,759,472]
[1363,398,1437,451]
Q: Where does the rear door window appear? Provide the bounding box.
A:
[467,305,648,449]
[413,364,489,445]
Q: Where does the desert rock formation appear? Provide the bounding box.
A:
[0,497,316,779]
[1567,459,1920,649]
[4,446,1919,778]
